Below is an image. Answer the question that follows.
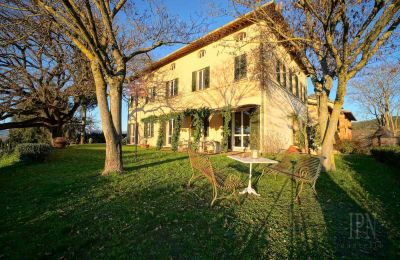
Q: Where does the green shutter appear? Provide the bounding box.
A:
[165,82,169,98]
[192,71,197,91]
[204,67,210,88]
[234,56,239,80]
[145,123,148,138]
[174,78,178,95]
[241,54,247,78]
[276,60,280,84]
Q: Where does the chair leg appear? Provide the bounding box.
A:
[187,169,200,188]
[295,181,304,204]
[211,186,218,206]
[232,189,240,205]
[311,181,318,197]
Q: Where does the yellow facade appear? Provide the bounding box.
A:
[128,14,308,153]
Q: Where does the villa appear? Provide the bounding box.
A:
[128,3,309,153]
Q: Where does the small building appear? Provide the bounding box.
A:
[308,95,356,142]
[128,3,309,153]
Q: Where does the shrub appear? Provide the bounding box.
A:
[335,140,355,154]
[370,146,400,168]
[15,143,52,163]
[121,137,128,145]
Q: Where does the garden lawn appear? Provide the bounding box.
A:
[0,145,399,259]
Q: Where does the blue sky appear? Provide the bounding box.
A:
[102,0,366,132]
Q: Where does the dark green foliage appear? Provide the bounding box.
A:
[371,146,400,168]
[250,108,260,150]
[307,124,321,151]
[221,105,231,152]
[86,132,106,143]
[0,139,15,156]
[15,143,52,163]
[171,115,182,152]
[156,122,165,150]
[8,127,50,144]
[335,140,355,154]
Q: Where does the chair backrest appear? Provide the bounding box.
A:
[188,148,216,184]
[293,155,323,181]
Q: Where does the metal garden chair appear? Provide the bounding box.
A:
[262,154,323,203]
[187,148,243,206]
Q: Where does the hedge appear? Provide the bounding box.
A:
[370,146,400,168]
[15,143,52,163]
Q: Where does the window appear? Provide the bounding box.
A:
[235,32,246,41]
[198,50,206,58]
[289,70,294,95]
[283,64,287,88]
[232,110,250,149]
[150,87,156,100]
[167,119,174,145]
[298,78,302,101]
[303,83,307,101]
[170,63,176,70]
[234,54,247,81]
[295,75,299,99]
[144,122,154,138]
[192,67,210,91]
[276,60,281,85]
[165,78,178,98]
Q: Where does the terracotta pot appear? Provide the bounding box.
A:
[53,137,67,148]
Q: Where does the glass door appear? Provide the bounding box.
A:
[232,111,250,150]
[167,119,174,145]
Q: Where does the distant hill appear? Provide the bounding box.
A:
[353,119,379,131]
[353,117,399,140]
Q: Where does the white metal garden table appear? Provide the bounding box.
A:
[227,155,278,196]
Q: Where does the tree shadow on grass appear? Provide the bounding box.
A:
[123,156,188,172]
[317,171,396,258]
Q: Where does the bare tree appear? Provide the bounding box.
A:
[0,11,85,143]
[4,0,203,174]
[350,63,400,135]
[70,50,97,144]
[232,0,400,170]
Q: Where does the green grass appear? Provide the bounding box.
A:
[1,145,399,259]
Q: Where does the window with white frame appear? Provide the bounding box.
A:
[166,79,178,98]
[144,122,154,138]
[234,54,247,81]
[192,67,210,91]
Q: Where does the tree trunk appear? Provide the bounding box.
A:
[320,76,347,172]
[50,125,66,148]
[91,62,123,174]
[80,104,87,144]
[50,125,63,139]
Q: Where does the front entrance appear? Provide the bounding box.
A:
[232,110,251,150]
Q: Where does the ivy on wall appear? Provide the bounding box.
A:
[221,105,232,152]
[156,120,165,150]
[142,107,211,151]
[171,114,182,152]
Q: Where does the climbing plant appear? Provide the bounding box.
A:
[171,114,182,152]
[143,108,211,151]
[187,107,210,147]
[156,120,166,150]
[221,105,231,152]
